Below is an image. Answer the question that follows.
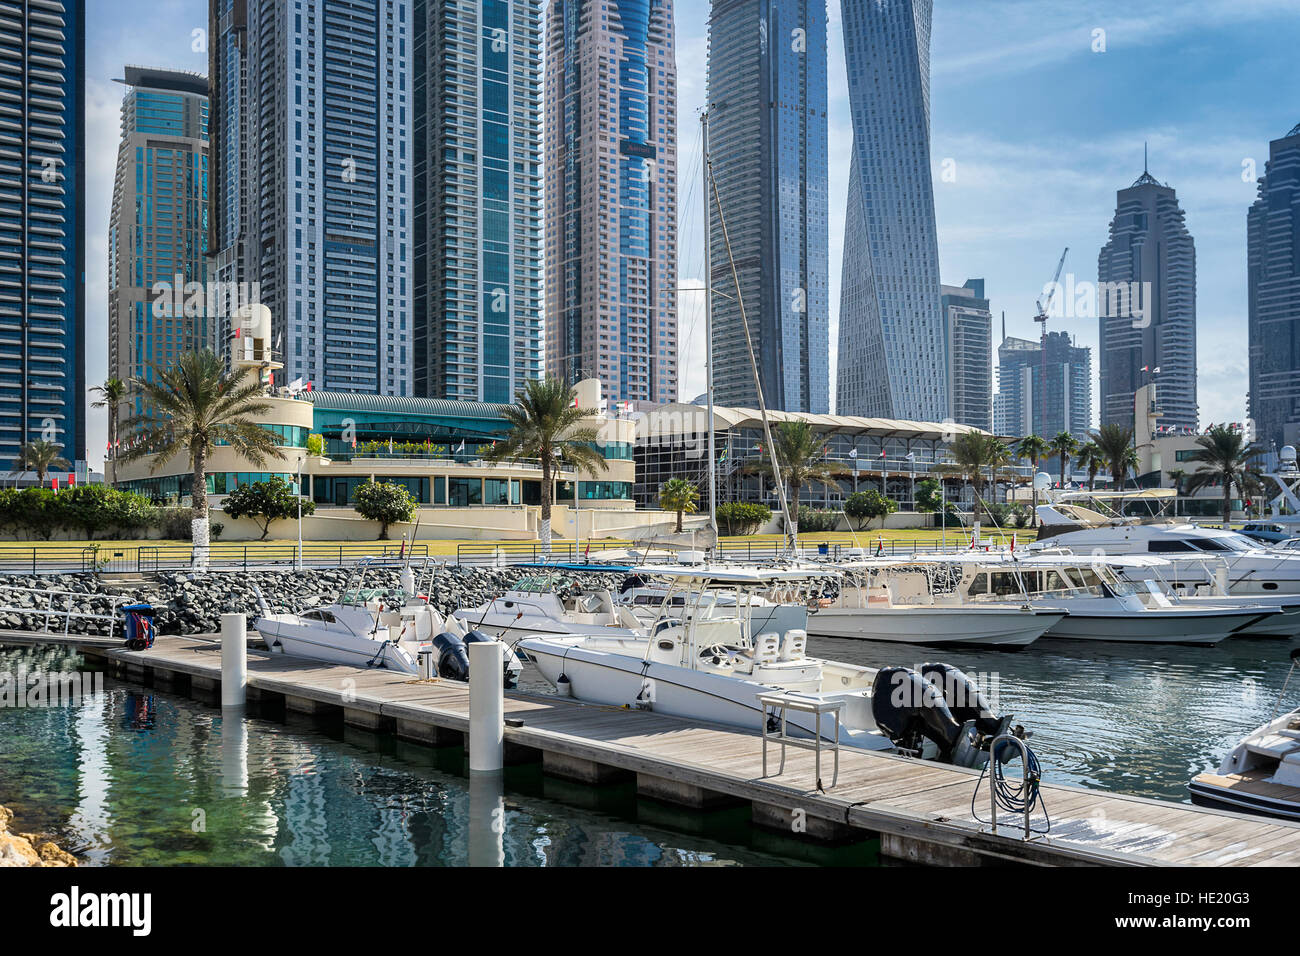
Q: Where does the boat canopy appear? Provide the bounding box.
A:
[1056,488,1176,501]
[627,565,832,584]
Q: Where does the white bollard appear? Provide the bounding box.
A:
[221,613,247,708]
[468,640,504,772]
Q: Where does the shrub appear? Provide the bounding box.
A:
[222,476,313,540]
[715,501,771,536]
[793,506,839,533]
[844,489,898,530]
[353,480,417,539]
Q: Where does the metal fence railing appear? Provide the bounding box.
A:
[0,543,431,576]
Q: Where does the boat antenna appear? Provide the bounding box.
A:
[1269,649,1300,723]
[705,129,795,556]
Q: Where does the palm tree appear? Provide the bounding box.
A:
[91,377,128,482]
[1183,424,1265,528]
[1049,430,1079,489]
[744,420,836,540]
[1014,434,1051,524]
[658,477,700,533]
[1168,467,1187,496]
[935,432,1005,521]
[486,376,608,551]
[117,350,284,553]
[1074,440,1106,492]
[13,440,71,484]
[1093,423,1138,491]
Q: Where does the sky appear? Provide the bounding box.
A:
[81,0,1300,467]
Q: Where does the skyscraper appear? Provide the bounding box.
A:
[837,0,944,420]
[1098,164,1198,431]
[208,0,412,395]
[1247,122,1300,453]
[706,0,828,413]
[941,279,991,431]
[0,0,86,464]
[994,330,1091,441]
[109,67,210,420]
[413,0,542,403]
[544,0,678,406]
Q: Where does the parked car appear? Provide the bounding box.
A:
[1239,522,1298,544]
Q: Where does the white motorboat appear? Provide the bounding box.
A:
[454,573,645,641]
[969,554,1279,645]
[520,565,1028,767]
[1190,650,1300,819]
[255,561,523,683]
[617,579,810,641]
[804,559,1064,648]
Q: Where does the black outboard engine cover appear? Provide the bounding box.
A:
[920,663,1002,735]
[432,632,470,682]
[461,629,517,688]
[870,667,966,760]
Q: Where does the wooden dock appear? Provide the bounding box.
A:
[46,633,1300,866]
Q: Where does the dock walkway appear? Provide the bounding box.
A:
[42,633,1300,866]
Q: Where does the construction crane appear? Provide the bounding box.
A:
[1032,248,1069,441]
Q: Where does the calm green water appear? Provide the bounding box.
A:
[0,646,871,867]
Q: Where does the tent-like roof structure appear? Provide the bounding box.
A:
[636,402,993,442]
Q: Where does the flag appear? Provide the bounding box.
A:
[848,448,857,460]
[106,440,111,454]
[304,381,313,392]
[51,476,59,491]
[1140,364,1149,371]
[388,438,394,454]
[68,473,75,488]
[456,440,466,454]
[231,327,242,339]
[879,449,886,458]
[875,537,884,557]
[905,452,915,460]
[1152,366,1161,373]
[1011,532,1017,552]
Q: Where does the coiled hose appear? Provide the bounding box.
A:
[971,740,1050,835]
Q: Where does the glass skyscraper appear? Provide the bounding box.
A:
[994,330,1092,443]
[706,0,828,413]
[544,0,678,406]
[0,0,86,464]
[941,279,991,431]
[1098,165,1198,431]
[108,67,210,426]
[837,0,944,421]
[413,0,542,403]
[209,0,412,395]
[1247,123,1300,453]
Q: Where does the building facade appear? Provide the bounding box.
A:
[208,0,412,395]
[544,0,679,406]
[705,0,828,413]
[413,0,542,403]
[1247,122,1300,454]
[1098,166,1198,431]
[108,67,210,429]
[837,0,944,421]
[941,279,992,431]
[0,0,86,464]
[993,330,1091,442]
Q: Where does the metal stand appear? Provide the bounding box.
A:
[758,692,842,790]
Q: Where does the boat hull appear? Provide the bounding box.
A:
[1189,775,1300,820]
[520,638,892,751]
[1042,608,1270,645]
[255,617,419,673]
[804,606,1061,647]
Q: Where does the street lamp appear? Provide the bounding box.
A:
[297,453,331,571]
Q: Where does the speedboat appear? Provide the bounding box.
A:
[520,565,1028,768]
[454,572,645,641]
[804,558,1064,648]
[1190,650,1300,819]
[971,554,1278,645]
[254,560,522,683]
[617,576,810,641]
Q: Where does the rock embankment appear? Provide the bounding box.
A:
[0,806,77,867]
[0,566,627,636]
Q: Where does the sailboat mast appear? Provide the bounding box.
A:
[702,111,718,545]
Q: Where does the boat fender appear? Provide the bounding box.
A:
[556,673,572,697]
[431,632,470,682]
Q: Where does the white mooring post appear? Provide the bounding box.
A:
[468,640,505,771]
[221,613,247,708]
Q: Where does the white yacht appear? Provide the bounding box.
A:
[520,566,1027,767]
[1190,650,1300,819]
[803,558,1065,648]
[1032,493,1300,597]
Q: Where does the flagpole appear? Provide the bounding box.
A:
[702,110,718,551]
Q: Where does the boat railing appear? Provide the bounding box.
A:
[0,586,126,638]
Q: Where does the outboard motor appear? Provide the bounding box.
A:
[431,632,470,682]
[870,667,971,762]
[461,629,519,688]
[920,662,1017,768]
